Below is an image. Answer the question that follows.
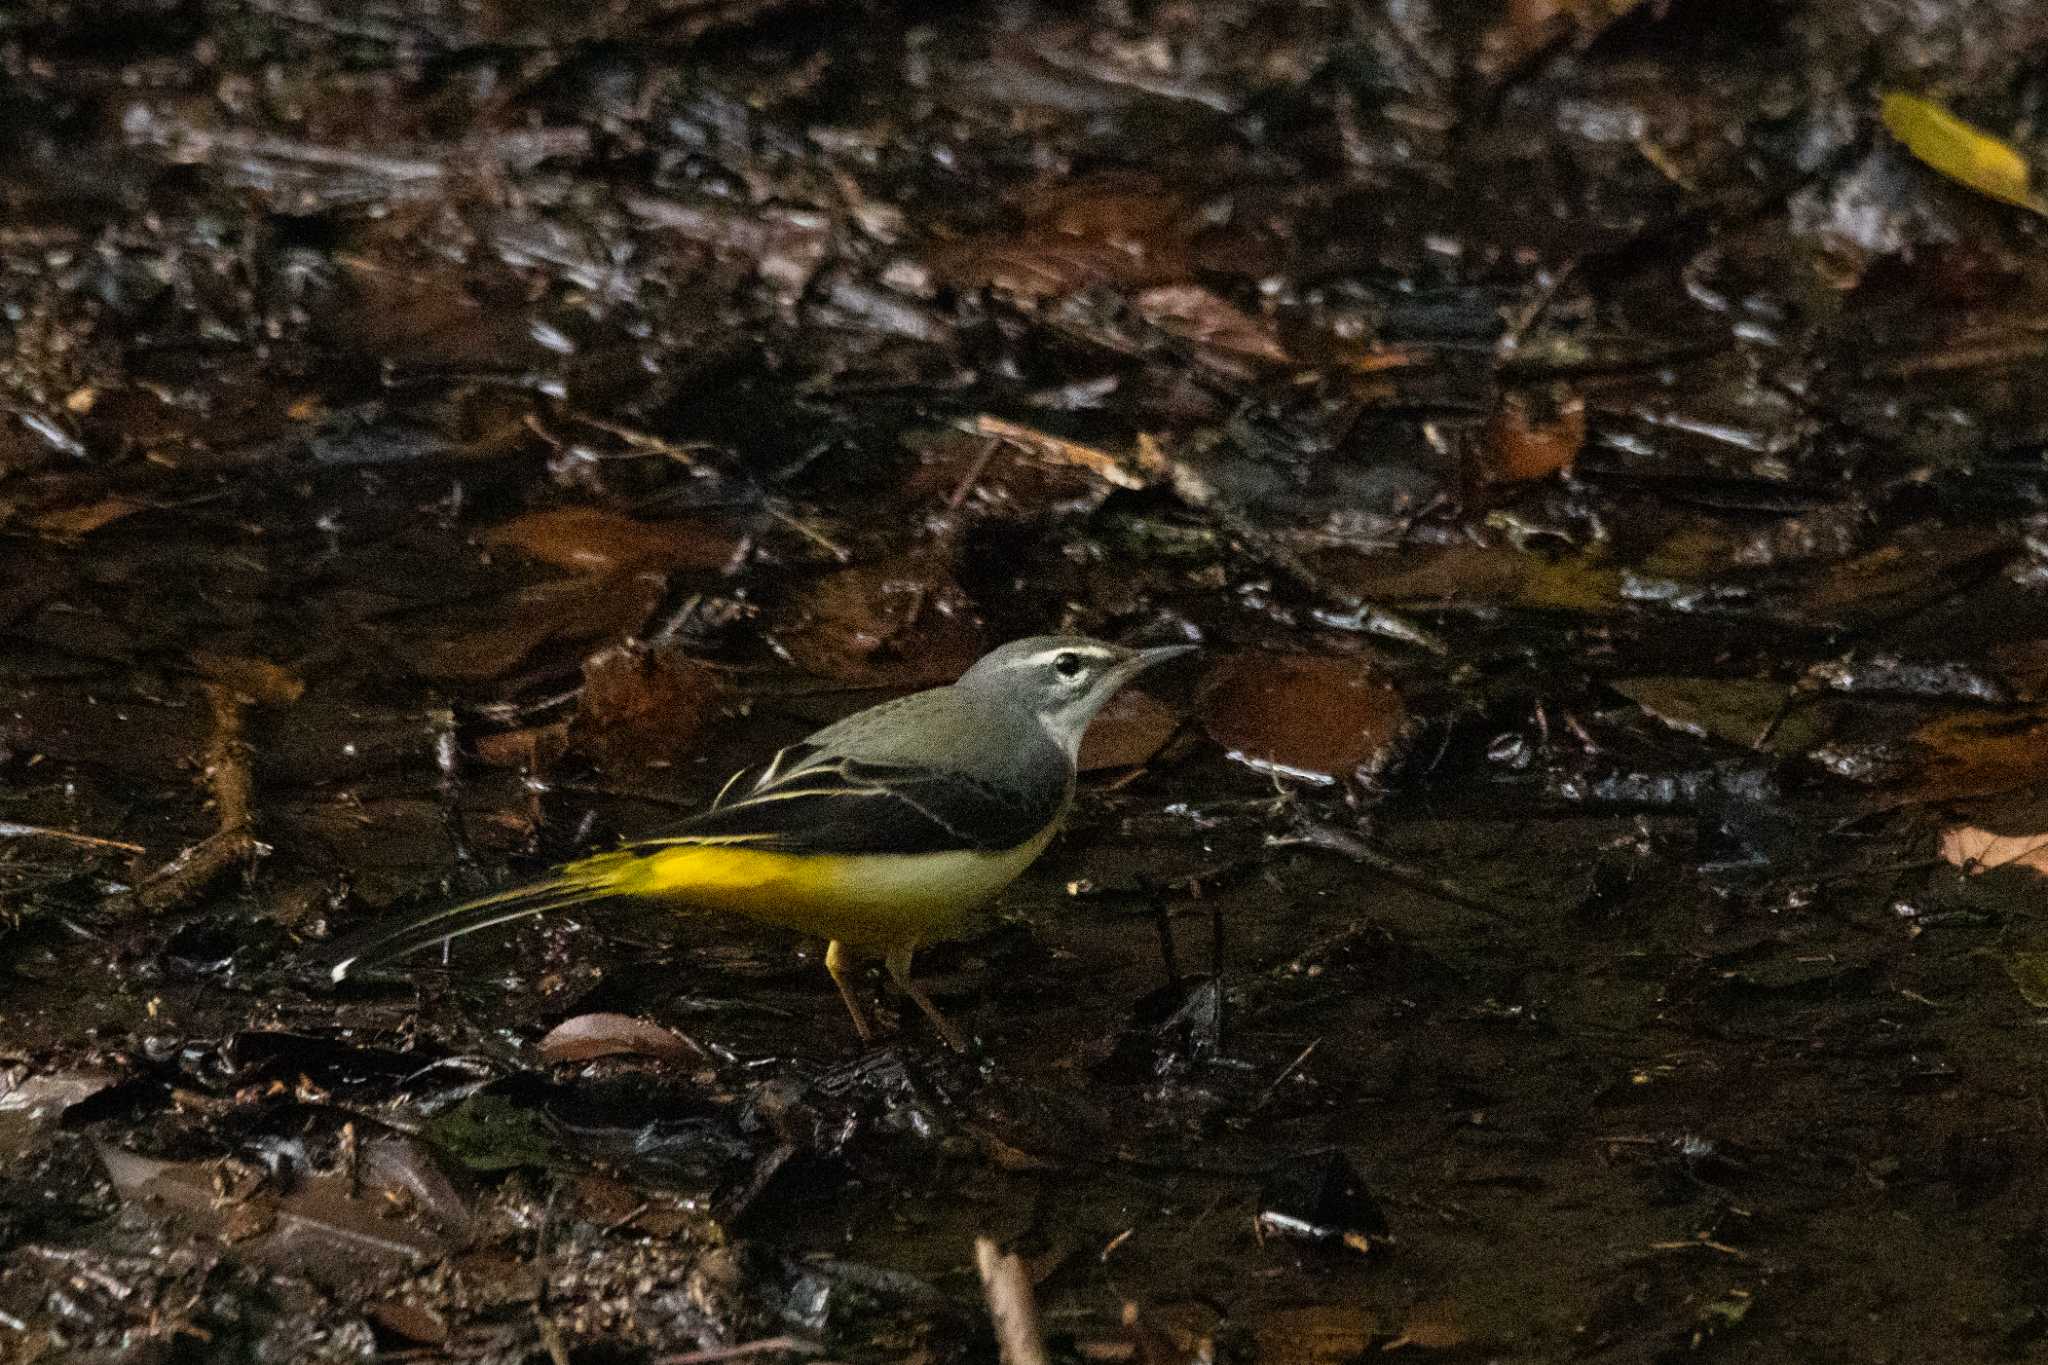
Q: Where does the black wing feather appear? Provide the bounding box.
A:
[639,758,1063,856]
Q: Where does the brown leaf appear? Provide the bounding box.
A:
[1902,705,2048,805]
[417,572,666,684]
[1483,387,1585,482]
[473,720,571,772]
[1134,285,1289,364]
[1939,825,2048,876]
[1384,1297,1469,1350]
[192,651,306,705]
[1078,687,1179,772]
[538,1012,700,1064]
[1311,543,1624,614]
[780,556,987,687]
[1251,1306,1379,1365]
[97,1143,450,1278]
[1200,654,1407,783]
[31,495,145,539]
[928,175,1197,297]
[479,506,741,576]
[570,643,723,770]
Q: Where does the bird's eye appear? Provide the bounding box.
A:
[1053,651,1084,679]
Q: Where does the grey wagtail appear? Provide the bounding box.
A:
[322,636,1192,1051]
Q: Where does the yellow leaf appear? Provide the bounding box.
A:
[1880,91,2048,215]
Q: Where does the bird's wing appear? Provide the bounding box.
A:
[636,756,1067,856]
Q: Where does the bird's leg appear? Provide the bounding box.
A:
[825,939,877,1044]
[885,946,969,1053]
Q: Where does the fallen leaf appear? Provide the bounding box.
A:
[479,506,741,576]
[2006,952,2048,1008]
[1483,387,1585,483]
[1078,687,1179,772]
[473,721,571,772]
[97,1143,451,1277]
[1201,654,1406,783]
[1610,677,1819,755]
[1881,92,2048,215]
[1252,1307,1380,1365]
[1902,705,2048,805]
[1312,543,1624,615]
[1788,525,2012,627]
[366,1302,448,1346]
[192,651,306,704]
[571,643,723,769]
[416,572,666,684]
[1939,826,2048,876]
[32,496,145,539]
[1134,284,1289,364]
[780,556,987,687]
[1383,1298,1468,1351]
[538,1012,701,1064]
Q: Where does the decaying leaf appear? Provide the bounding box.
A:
[1939,826,2048,877]
[1880,92,2048,215]
[192,651,307,704]
[779,556,987,687]
[479,506,741,576]
[538,1012,702,1065]
[31,495,146,539]
[1134,284,1289,365]
[1483,387,1585,483]
[416,572,666,684]
[1201,653,1407,784]
[1077,687,1179,772]
[1312,543,1624,615]
[1900,705,2048,805]
[97,1141,453,1278]
[570,643,724,770]
[1251,1306,1379,1365]
[2005,952,2048,1008]
[1610,677,1818,755]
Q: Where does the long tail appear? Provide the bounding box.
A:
[320,851,644,983]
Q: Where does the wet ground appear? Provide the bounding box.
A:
[7,0,2048,1360]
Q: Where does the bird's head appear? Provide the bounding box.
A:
[957,635,1194,756]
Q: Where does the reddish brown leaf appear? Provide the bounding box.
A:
[1078,687,1179,772]
[478,506,741,576]
[780,556,987,687]
[417,572,665,684]
[538,1012,700,1064]
[192,651,306,704]
[1483,387,1585,483]
[31,495,145,539]
[1199,654,1406,783]
[1134,285,1289,364]
[570,643,724,769]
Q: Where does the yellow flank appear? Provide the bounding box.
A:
[557,826,1058,950]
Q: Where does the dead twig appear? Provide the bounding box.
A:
[1268,820,1522,928]
[0,823,144,854]
[975,1237,1051,1365]
[653,1336,824,1364]
[113,683,262,912]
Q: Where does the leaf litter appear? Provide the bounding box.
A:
[5,0,2048,1360]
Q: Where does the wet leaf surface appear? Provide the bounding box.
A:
[1199,653,1407,783]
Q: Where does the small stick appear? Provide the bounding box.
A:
[0,823,144,854]
[115,683,262,912]
[653,1337,824,1365]
[1269,820,1521,927]
[975,1238,1051,1365]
